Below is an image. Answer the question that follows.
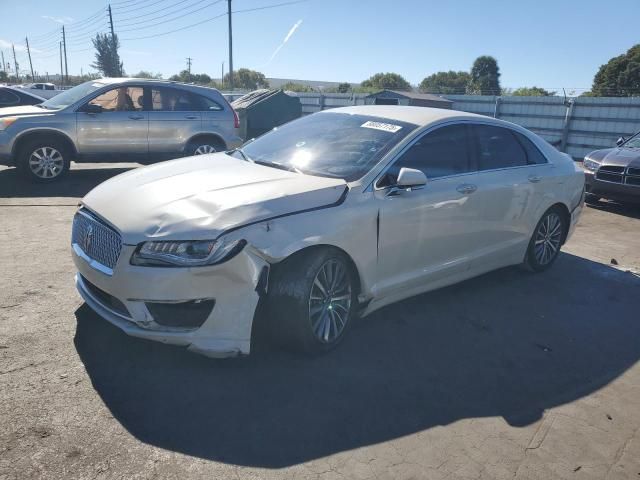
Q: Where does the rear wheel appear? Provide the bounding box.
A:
[524,208,566,272]
[17,138,70,182]
[268,248,357,354]
[187,138,225,156]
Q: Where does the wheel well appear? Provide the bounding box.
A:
[12,130,77,160]
[276,244,362,297]
[547,202,571,244]
[186,134,227,151]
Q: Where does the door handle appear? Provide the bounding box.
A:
[184,115,198,120]
[528,175,542,183]
[456,183,477,194]
[128,114,144,120]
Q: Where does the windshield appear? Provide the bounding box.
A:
[623,133,640,148]
[41,81,106,110]
[232,112,418,181]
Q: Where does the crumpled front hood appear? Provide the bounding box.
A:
[0,105,50,118]
[588,148,640,168]
[82,153,347,244]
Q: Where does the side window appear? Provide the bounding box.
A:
[89,86,144,112]
[150,88,202,111]
[513,131,548,165]
[379,124,472,186]
[198,95,223,111]
[0,90,20,106]
[474,125,527,170]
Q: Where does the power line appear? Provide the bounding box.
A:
[233,0,307,14]
[116,0,217,28]
[117,0,223,32]
[120,11,226,40]
[112,0,171,13]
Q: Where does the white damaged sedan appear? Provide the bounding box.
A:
[71,106,585,357]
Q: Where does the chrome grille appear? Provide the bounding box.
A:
[72,209,122,270]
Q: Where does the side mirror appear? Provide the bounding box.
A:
[396,167,427,188]
[616,136,626,147]
[82,103,103,114]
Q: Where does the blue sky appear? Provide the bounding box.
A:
[1,0,639,92]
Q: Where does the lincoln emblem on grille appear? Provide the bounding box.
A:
[84,225,93,252]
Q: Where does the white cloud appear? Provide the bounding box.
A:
[0,39,27,52]
[41,15,73,24]
[267,19,303,65]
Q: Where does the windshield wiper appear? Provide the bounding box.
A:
[254,160,303,174]
[229,147,253,163]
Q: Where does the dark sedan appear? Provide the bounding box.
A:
[0,86,45,108]
[583,132,640,204]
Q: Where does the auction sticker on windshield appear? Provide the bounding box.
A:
[361,121,402,133]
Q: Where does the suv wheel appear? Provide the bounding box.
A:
[17,138,70,182]
[188,138,225,156]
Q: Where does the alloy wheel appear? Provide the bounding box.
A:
[194,145,217,155]
[29,147,64,179]
[308,259,352,344]
[534,212,563,266]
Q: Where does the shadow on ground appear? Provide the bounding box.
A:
[74,252,640,468]
[0,165,136,199]
[586,199,640,220]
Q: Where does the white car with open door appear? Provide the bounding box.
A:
[71,106,585,357]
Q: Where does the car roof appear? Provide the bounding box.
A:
[320,105,493,127]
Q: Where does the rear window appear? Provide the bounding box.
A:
[473,124,528,170]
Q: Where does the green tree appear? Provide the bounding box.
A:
[169,70,213,85]
[337,82,351,93]
[0,71,7,82]
[511,86,556,96]
[360,72,412,91]
[131,70,162,79]
[281,82,314,92]
[468,56,501,95]
[592,44,640,97]
[419,71,470,94]
[91,33,123,77]
[223,68,269,90]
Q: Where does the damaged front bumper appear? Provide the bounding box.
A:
[72,243,269,358]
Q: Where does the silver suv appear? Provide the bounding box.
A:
[0,78,242,182]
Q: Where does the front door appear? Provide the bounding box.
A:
[76,85,148,161]
[374,123,483,298]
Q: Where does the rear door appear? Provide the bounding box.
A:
[467,124,553,270]
[147,87,202,160]
[76,85,148,161]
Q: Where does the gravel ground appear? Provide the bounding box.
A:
[1,164,639,480]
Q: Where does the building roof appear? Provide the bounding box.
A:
[366,89,453,103]
[318,105,490,127]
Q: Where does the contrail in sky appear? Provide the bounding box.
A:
[267,19,303,65]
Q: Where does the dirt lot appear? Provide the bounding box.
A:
[1,164,639,480]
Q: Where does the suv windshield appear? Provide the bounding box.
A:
[231,112,417,181]
[41,81,106,110]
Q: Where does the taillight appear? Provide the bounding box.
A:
[232,108,239,129]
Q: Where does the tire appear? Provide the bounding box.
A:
[523,207,567,272]
[585,193,600,205]
[187,138,225,156]
[17,137,70,183]
[268,248,358,354]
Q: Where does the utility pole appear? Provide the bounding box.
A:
[11,44,19,82]
[59,42,64,87]
[25,37,35,80]
[107,4,120,76]
[62,27,69,84]
[186,57,192,81]
[227,0,233,90]
[221,61,224,89]
[1,51,5,74]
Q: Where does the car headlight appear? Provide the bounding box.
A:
[131,238,246,267]
[0,117,18,131]
[583,158,600,171]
